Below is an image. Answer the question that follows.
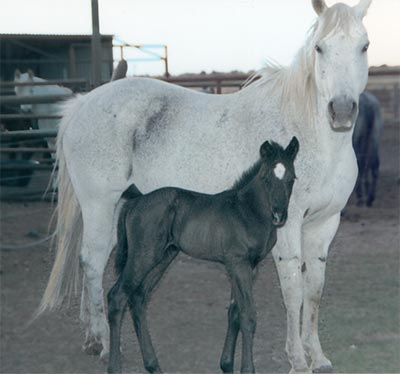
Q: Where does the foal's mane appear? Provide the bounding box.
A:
[231,141,284,191]
[243,4,359,122]
[231,160,262,191]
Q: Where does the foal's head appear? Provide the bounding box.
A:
[259,136,299,227]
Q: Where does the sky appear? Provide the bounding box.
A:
[1,0,399,76]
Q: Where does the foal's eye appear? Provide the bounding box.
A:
[362,42,370,53]
[315,45,323,54]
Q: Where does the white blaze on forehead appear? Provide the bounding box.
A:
[273,163,286,180]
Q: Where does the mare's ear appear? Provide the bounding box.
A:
[312,0,327,16]
[354,0,372,18]
[260,140,276,160]
[27,69,34,80]
[14,69,21,80]
[285,136,300,161]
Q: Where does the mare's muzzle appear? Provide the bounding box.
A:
[328,95,358,131]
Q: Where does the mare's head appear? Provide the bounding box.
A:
[14,69,36,112]
[259,136,299,227]
[310,0,372,131]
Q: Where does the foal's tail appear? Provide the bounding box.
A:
[36,97,84,317]
[115,184,142,276]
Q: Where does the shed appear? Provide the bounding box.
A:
[0,33,114,87]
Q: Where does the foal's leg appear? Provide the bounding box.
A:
[227,260,256,374]
[301,214,340,373]
[107,278,128,374]
[128,247,179,374]
[220,291,240,373]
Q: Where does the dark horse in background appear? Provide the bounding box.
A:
[352,91,383,207]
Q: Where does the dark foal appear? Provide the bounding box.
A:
[107,137,299,374]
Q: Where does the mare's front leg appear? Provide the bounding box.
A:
[272,224,309,374]
[301,214,340,373]
[227,259,256,374]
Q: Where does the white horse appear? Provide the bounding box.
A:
[38,1,372,372]
[14,69,73,153]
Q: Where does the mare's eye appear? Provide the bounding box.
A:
[315,45,323,54]
[362,42,370,53]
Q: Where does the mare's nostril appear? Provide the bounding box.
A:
[328,101,335,121]
[351,101,357,115]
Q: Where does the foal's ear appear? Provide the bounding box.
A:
[14,69,21,80]
[27,69,35,80]
[260,140,276,160]
[285,136,300,161]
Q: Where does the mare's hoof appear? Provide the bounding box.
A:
[312,365,334,373]
[100,351,109,365]
[288,368,311,374]
[83,339,103,356]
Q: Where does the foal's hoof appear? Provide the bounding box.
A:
[83,339,103,356]
[312,365,334,373]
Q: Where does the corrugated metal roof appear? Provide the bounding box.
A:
[0,33,113,40]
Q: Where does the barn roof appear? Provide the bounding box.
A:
[0,33,113,41]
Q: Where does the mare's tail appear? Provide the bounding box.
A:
[115,184,143,275]
[36,96,84,317]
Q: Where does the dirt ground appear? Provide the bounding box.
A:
[1,122,399,374]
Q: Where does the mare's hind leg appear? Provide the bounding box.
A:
[80,198,120,358]
[128,247,179,373]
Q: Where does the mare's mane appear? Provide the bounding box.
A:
[243,4,359,122]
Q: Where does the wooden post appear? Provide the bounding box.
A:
[164,45,170,78]
[69,44,77,79]
[91,0,102,88]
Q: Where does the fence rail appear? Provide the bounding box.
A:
[1,129,58,140]
[0,114,62,120]
[1,147,55,153]
[1,94,73,105]
[0,78,87,88]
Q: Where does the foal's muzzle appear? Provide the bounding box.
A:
[272,211,287,227]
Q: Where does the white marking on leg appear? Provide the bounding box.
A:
[274,163,286,179]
